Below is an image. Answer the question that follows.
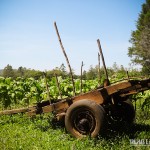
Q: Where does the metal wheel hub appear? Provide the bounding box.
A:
[72,108,96,135]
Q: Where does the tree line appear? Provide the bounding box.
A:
[0,62,142,81]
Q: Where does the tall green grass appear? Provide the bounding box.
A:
[0,107,149,150]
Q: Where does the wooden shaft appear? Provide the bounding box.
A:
[80,61,84,93]
[126,71,130,80]
[54,22,76,96]
[98,52,101,85]
[0,108,28,115]
[97,39,109,80]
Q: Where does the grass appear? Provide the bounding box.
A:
[0,107,150,150]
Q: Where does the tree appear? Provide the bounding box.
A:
[112,62,119,72]
[128,0,150,74]
[59,63,68,77]
[86,65,97,79]
[17,66,24,77]
[82,70,87,80]
[0,69,3,76]
[59,63,66,73]
[3,64,14,78]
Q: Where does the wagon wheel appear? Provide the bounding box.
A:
[120,99,135,124]
[107,99,135,125]
[65,100,105,138]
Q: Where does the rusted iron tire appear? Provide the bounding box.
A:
[121,99,135,124]
[65,100,105,138]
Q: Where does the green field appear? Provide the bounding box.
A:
[0,107,150,150]
[0,77,150,149]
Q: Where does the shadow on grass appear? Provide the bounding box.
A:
[30,113,150,140]
[100,122,150,140]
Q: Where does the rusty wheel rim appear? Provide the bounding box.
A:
[71,108,96,135]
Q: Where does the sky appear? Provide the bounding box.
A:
[0,0,145,74]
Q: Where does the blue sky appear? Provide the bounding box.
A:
[0,0,145,74]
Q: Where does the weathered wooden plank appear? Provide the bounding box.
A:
[0,108,28,115]
[42,105,54,113]
[73,90,104,104]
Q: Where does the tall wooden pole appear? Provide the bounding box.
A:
[97,39,109,81]
[98,52,101,85]
[126,71,130,81]
[54,22,75,96]
[80,61,84,93]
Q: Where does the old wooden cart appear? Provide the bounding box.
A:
[1,77,150,138]
[0,23,150,138]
